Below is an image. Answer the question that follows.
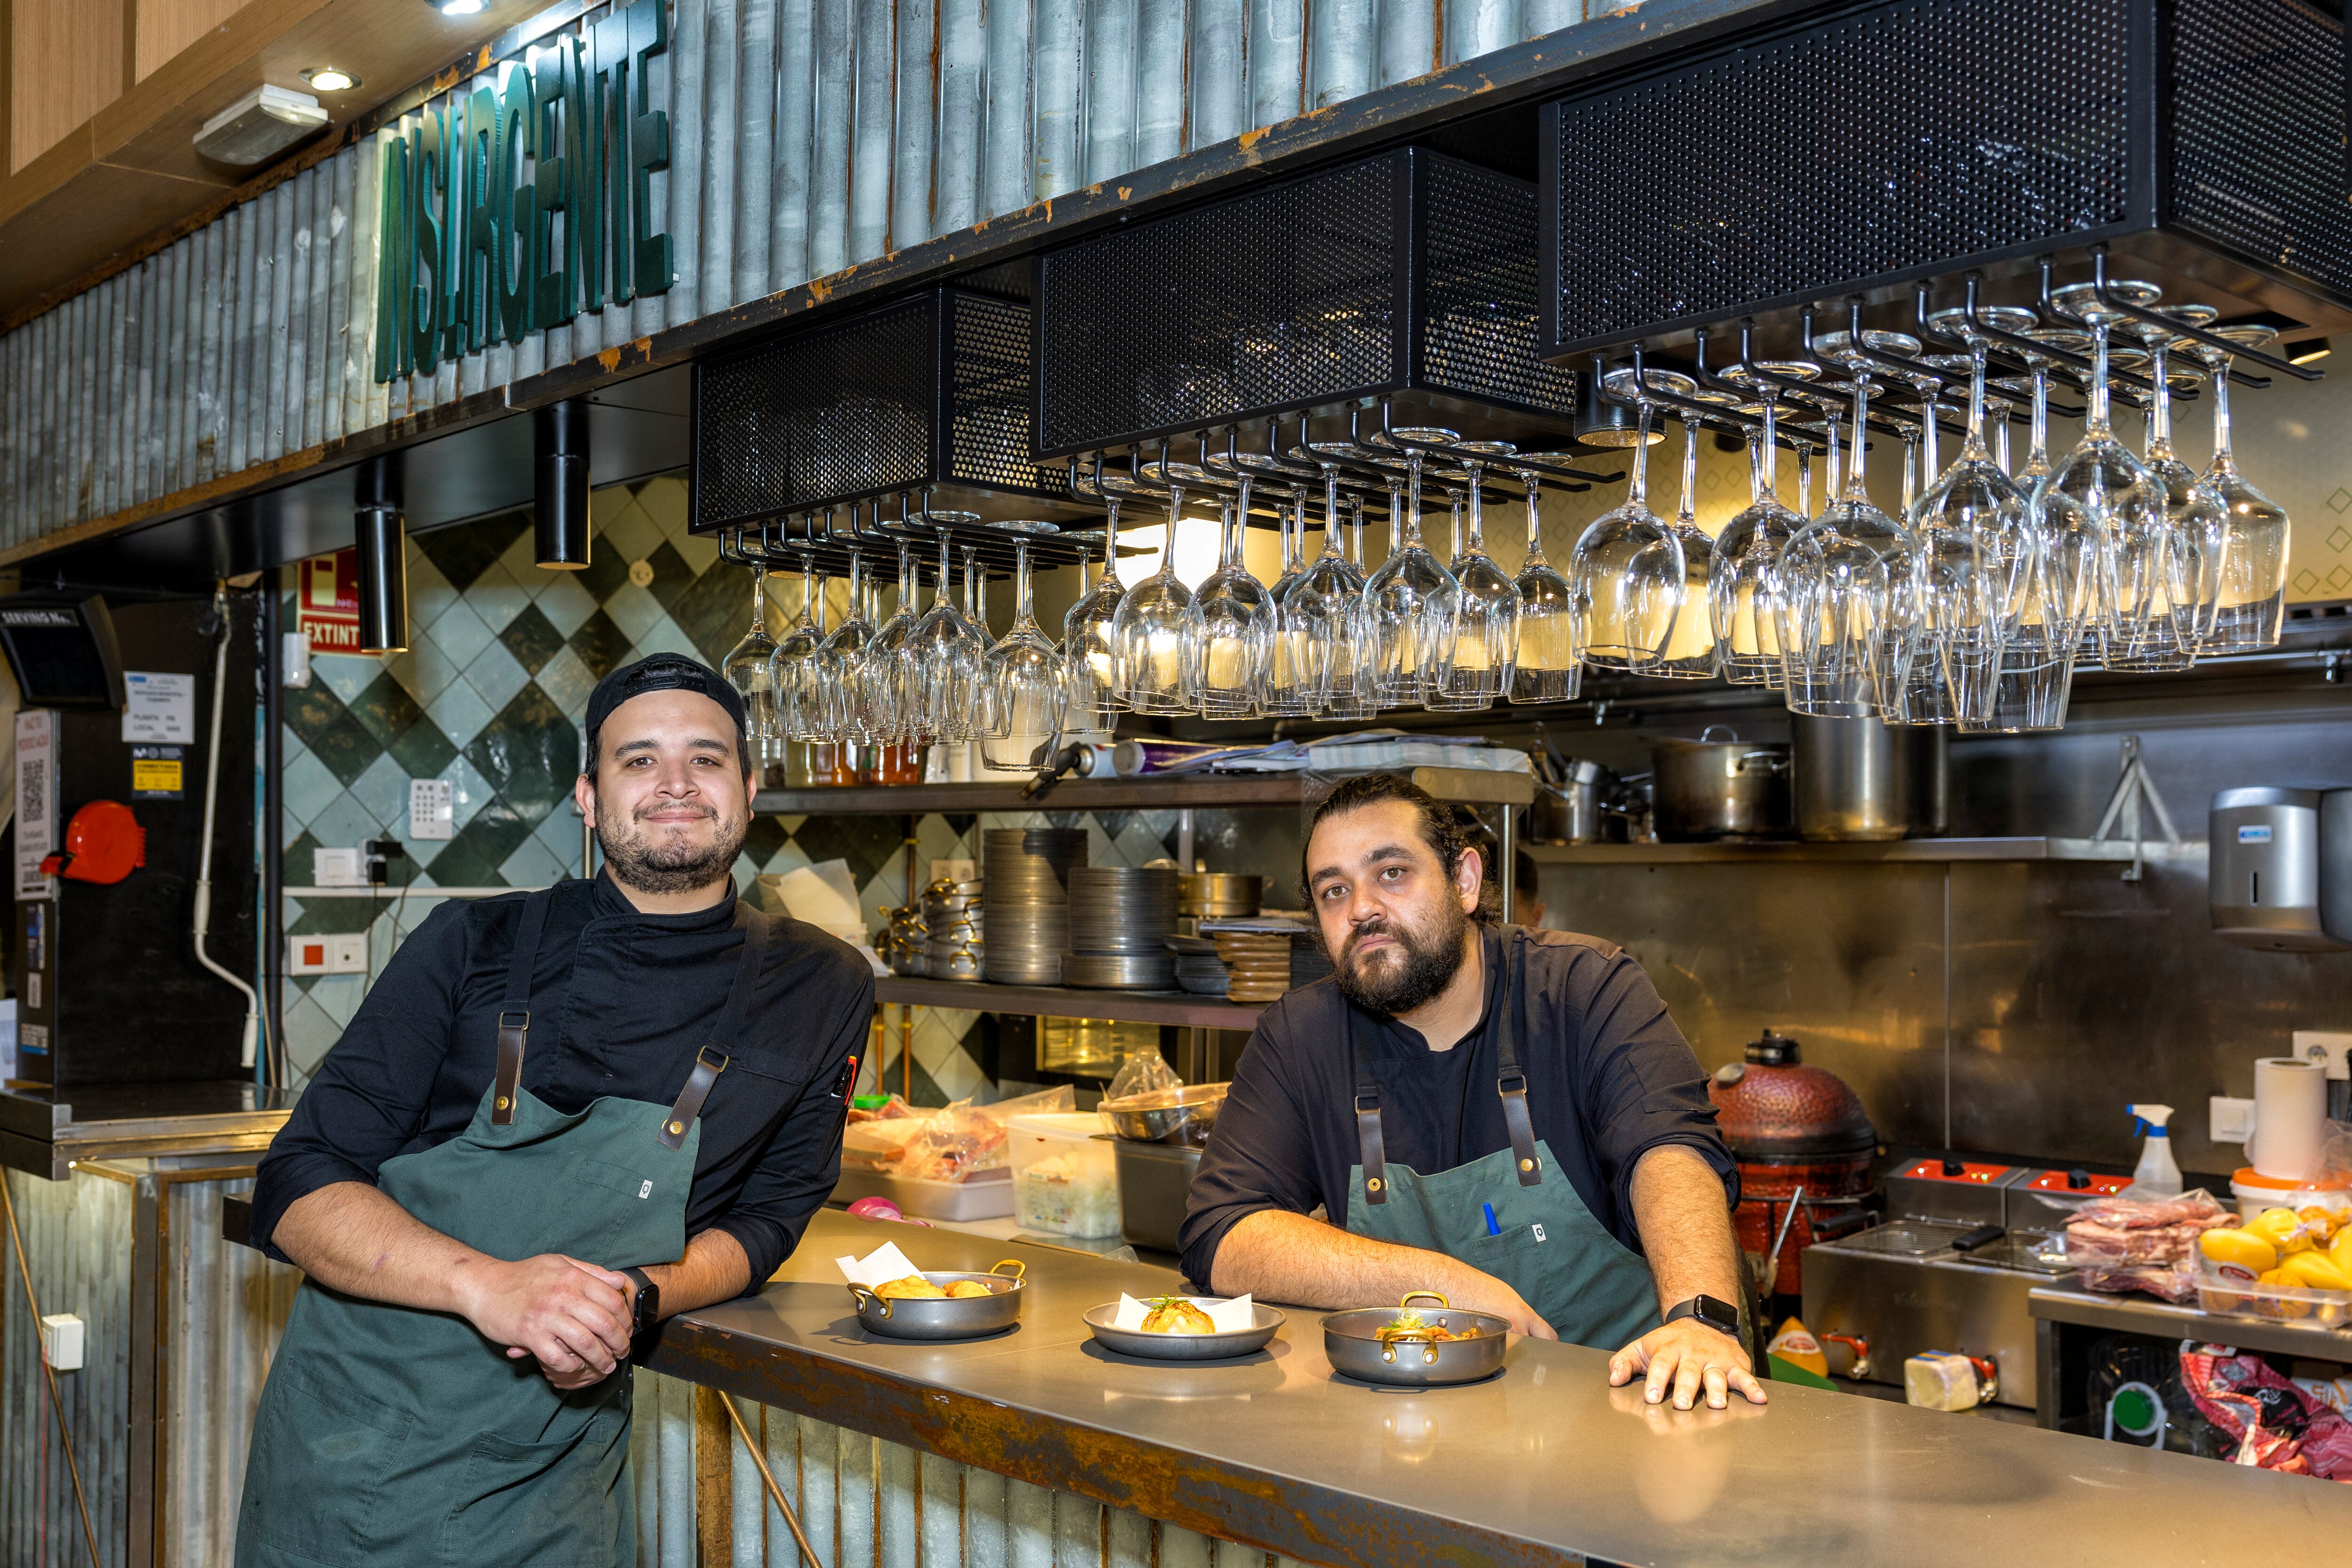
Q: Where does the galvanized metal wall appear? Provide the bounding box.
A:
[0,1169,132,1568]
[631,1371,1323,1568]
[0,0,1611,552]
[163,1176,301,1568]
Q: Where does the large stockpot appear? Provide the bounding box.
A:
[846,1261,1027,1339]
[1649,727,1792,842]
[1528,760,1616,844]
[1791,716,1949,841]
[1322,1291,1510,1386]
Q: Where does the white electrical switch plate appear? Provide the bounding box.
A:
[325,935,368,974]
[312,847,365,886]
[2210,1096,2258,1145]
[2293,1031,2352,1081]
[409,778,454,841]
[288,937,330,975]
[39,1313,83,1372]
[282,630,312,689]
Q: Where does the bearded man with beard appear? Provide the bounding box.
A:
[1182,773,1764,1412]
[238,656,870,1568]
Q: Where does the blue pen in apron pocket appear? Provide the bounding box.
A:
[1483,1202,1500,1236]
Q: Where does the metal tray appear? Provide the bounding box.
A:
[1082,1302,1285,1361]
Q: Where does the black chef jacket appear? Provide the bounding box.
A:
[1179,924,1735,1289]
[252,872,873,1289]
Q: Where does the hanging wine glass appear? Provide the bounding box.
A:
[908,512,984,743]
[766,518,826,744]
[1777,340,1916,718]
[1293,455,1370,717]
[1911,331,2030,727]
[2185,322,2293,652]
[1186,467,1275,719]
[1571,382,1683,673]
[1884,369,1962,726]
[1422,442,1520,709]
[1061,494,1128,733]
[1645,404,1720,680]
[1114,458,1202,715]
[1261,484,1326,718]
[1361,431,1461,707]
[2104,305,2223,671]
[978,524,1065,773]
[1708,366,1810,688]
[720,528,785,783]
[2042,283,2171,673]
[1509,459,1581,702]
[813,547,878,746]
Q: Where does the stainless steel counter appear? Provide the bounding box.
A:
[0,1078,293,1178]
[650,1211,2352,1568]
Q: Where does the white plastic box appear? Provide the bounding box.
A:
[1009,1113,1122,1238]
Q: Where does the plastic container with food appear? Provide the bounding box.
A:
[1009,1112,1122,1237]
[2229,1167,2352,1226]
[2196,1258,2352,1325]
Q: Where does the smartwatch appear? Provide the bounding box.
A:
[1662,1293,1741,1339]
[621,1267,660,1337]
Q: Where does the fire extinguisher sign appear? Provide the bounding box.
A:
[299,549,364,655]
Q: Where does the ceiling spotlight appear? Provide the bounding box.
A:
[2287,338,2332,366]
[434,0,485,15]
[301,67,358,92]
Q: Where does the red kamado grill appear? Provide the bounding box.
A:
[1708,1030,1878,1298]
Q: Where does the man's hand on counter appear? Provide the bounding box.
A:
[1609,1320,1767,1411]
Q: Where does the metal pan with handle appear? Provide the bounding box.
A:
[1321,1290,1510,1386]
[846,1260,1026,1340]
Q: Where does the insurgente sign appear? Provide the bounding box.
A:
[374,0,673,383]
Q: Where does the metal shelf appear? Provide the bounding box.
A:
[1526,837,2209,865]
[873,975,1269,1030]
[757,766,1533,816]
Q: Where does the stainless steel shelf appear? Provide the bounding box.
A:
[1527,837,2209,865]
[873,975,1268,1030]
[2029,1282,2352,1363]
[755,777,1306,814]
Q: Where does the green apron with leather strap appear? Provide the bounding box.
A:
[1343,925,1661,1350]
[235,890,770,1568]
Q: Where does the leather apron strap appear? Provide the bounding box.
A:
[657,907,773,1150]
[490,890,556,1126]
[1348,926,1538,1200]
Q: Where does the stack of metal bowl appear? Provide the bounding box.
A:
[1179,873,1262,920]
[982,828,1086,985]
[1061,866,1180,988]
[921,877,985,981]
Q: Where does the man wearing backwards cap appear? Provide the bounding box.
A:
[237,655,872,1568]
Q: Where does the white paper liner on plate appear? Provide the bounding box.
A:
[836,1242,923,1289]
[1110,1293,1255,1332]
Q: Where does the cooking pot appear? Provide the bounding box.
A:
[1708,1030,1877,1296]
[1322,1291,1510,1386]
[1650,727,1792,842]
[1528,759,1615,844]
[1791,716,1948,841]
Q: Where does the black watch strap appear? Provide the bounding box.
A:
[1663,1293,1741,1338]
[621,1267,658,1335]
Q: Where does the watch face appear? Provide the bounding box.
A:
[1696,1295,1739,1332]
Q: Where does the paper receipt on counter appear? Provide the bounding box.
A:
[837,1242,924,1288]
[1111,1293,1255,1333]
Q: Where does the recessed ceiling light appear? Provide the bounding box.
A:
[301,67,358,92]
[2287,338,2332,366]
[436,0,485,14]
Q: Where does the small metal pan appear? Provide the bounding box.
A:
[1321,1290,1510,1386]
[1082,1302,1285,1360]
[846,1260,1026,1340]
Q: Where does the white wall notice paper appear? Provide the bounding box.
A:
[14,710,54,899]
[120,672,196,744]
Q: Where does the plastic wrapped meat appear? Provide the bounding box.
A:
[2067,1189,2233,1294]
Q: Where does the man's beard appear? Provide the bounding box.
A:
[1329,898,1470,1015]
[596,795,748,896]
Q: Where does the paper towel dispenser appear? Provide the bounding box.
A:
[2210,787,2352,952]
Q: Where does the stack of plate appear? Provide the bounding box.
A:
[1210,931,1297,1003]
[1167,934,1230,996]
[1062,866,1180,988]
[983,829,1086,985]
[922,877,985,981]
[1180,873,1262,919]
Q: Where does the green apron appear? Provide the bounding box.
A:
[1343,926,1662,1350]
[235,890,771,1568]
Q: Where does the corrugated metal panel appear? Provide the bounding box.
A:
[891,0,936,253]
[668,0,707,326]
[849,0,896,263]
[773,0,818,284]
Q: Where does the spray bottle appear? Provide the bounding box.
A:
[2129,1104,2182,1197]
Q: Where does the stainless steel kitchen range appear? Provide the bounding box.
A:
[1,0,2351,1564]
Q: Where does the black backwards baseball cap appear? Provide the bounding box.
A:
[581,654,752,774]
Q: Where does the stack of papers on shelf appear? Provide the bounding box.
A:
[1304,731,1534,774]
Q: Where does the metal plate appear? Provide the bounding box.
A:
[1082,1302,1285,1360]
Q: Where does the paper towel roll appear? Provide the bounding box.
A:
[2253,1056,2328,1181]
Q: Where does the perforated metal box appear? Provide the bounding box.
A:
[1032,148,1579,458]
[690,287,1072,533]
[1540,0,2352,357]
